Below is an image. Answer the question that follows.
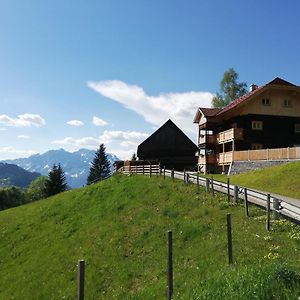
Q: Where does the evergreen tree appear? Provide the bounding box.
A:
[44,164,67,197]
[212,68,247,108]
[87,144,111,185]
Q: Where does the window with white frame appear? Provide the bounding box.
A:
[251,121,263,130]
[283,99,292,107]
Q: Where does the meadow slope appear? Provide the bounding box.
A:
[0,174,300,299]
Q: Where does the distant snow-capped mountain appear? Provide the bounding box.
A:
[2,149,119,188]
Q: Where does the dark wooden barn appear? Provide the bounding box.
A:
[137,119,198,170]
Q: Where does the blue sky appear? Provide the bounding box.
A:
[1,0,300,159]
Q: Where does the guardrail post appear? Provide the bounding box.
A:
[77,260,85,300]
[244,188,249,217]
[205,178,210,192]
[226,214,233,264]
[211,176,215,197]
[273,198,280,220]
[166,231,173,300]
[227,177,230,203]
[233,186,238,204]
[266,194,271,231]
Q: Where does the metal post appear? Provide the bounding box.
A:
[77,260,85,300]
[234,185,238,205]
[226,214,233,264]
[273,198,280,220]
[227,177,230,203]
[266,194,271,231]
[244,188,249,217]
[205,178,210,192]
[167,231,173,300]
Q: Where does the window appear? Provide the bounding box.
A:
[251,144,263,150]
[283,99,292,107]
[295,124,300,133]
[252,121,263,130]
[262,98,271,106]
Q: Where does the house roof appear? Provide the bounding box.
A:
[194,77,299,123]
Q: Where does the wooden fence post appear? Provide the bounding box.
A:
[167,231,173,300]
[226,214,233,264]
[233,185,238,205]
[77,260,85,300]
[197,173,199,194]
[150,163,152,177]
[172,168,175,181]
[142,164,145,175]
[183,170,186,184]
[227,177,230,203]
[205,178,210,192]
[186,173,190,185]
[211,176,215,197]
[266,194,271,231]
[244,188,249,217]
[273,198,280,220]
[163,166,166,179]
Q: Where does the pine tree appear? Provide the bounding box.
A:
[87,144,111,185]
[44,164,67,196]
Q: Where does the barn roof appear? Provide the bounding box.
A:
[138,119,198,152]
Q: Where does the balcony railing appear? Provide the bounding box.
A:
[218,152,233,165]
[217,128,243,144]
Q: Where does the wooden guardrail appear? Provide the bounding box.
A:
[118,164,160,175]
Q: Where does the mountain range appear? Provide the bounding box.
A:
[2,149,119,188]
[0,163,41,188]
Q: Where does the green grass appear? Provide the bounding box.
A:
[1,174,300,299]
[207,161,300,199]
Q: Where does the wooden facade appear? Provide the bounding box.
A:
[137,119,198,170]
[194,77,300,173]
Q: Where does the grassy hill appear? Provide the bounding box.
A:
[1,174,300,299]
[210,161,300,199]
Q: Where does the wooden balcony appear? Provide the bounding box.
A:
[217,128,243,144]
[199,134,217,145]
[198,154,216,164]
[218,152,233,165]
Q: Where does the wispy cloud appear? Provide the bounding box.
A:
[87,80,214,134]
[93,116,108,126]
[67,120,84,126]
[0,113,46,127]
[17,135,30,139]
[0,147,37,160]
[52,130,149,159]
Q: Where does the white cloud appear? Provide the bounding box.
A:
[87,80,214,135]
[93,116,108,126]
[52,130,149,160]
[0,113,46,127]
[17,135,30,139]
[0,147,37,160]
[67,120,84,126]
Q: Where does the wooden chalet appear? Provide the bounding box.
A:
[194,77,300,173]
[137,119,198,170]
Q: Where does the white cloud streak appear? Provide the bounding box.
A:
[17,135,30,139]
[0,113,46,127]
[87,80,214,134]
[67,120,84,126]
[93,116,108,126]
[0,147,37,160]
